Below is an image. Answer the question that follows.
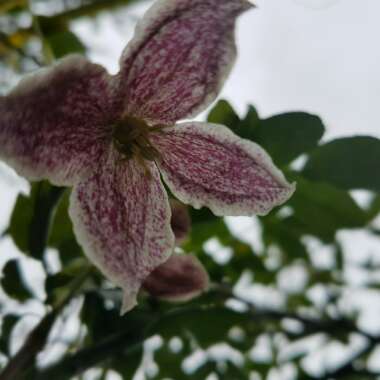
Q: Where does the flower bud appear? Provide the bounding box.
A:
[170,199,191,244]
[143,254,209,302]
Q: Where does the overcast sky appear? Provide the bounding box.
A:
[226,0,380,139]
[71,0,380,140]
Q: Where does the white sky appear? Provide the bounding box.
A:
[72,0,380,139]
[227,0,380,139]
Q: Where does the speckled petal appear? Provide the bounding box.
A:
[142,254,209,302]
[118,0,253,125]
[152,122,296,216]
[0,55,118,186]
[69,150,174,314]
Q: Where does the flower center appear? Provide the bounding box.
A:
[112,116,162,162]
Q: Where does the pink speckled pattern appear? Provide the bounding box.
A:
[142,254,209,302]
[152,122,296,216]
[118,0,254,125]
[69,149,174,313]
[0,55,118,186]
[0,0,296,314]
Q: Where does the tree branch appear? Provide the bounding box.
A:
[29,288,380,380]
[0,264,92,380]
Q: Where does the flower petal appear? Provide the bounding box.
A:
[142,254,209,302]
[170,199,191,244]
[152,122,296,216]
[118,0,253,125]
[69,150,174,314]
[0,55,118,186]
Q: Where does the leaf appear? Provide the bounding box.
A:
[155,307,256,348]
[37,16,86,58]
[81,292,153,344]
[236,105,260,138]
[153,343,188,380]
[48,192,73,246]
[8,182,64,259]
[1,259,32,301]
[8,188,36,254]
[112,347,143,379]
[0,314,19,355]
[225,240,269,283]
[49,191,82,265]
[262,215,308,261]
[184,208,230,252]
[250,112,325,166]
[207,102,324,166]
[47,30,85,58]
[303,136,380,191]
[207,99,240,129]
[288,176,369,241]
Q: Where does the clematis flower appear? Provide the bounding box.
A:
[142,254,209,302]
[0,0,295,314]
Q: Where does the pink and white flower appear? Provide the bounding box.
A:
[0,0,295,313]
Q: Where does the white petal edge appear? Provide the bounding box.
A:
[155,122,296,217]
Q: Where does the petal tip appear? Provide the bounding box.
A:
[277,180,297,207]
[120,288,139,316]
[244,0,257,10]
[254,179,296,217]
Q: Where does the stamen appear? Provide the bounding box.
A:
[112,116,165,172]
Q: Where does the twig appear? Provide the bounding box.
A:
[212,284,370,342]
[29,286,380,380]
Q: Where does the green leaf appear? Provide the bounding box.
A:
[1,259,32,301]
[207,103,324,165]
[48,192,73,246]
[236,105,260,138]
[184,208,230,252]
[112,347,143,379]
[207,99,240,129]
[8,191,33,254]
[225,240,269,283]
[155,307,256,348]
[81,293,153,344]
[37,16,86,58]
[0,314,19,355]
[262,215,308,261]
[8,182,64,259]
[288,176,369,241]
[47,30,85,58]
[153,343,188,380]
[303,136,380,191]
[49,191,82,265]
[251,112,325,166]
